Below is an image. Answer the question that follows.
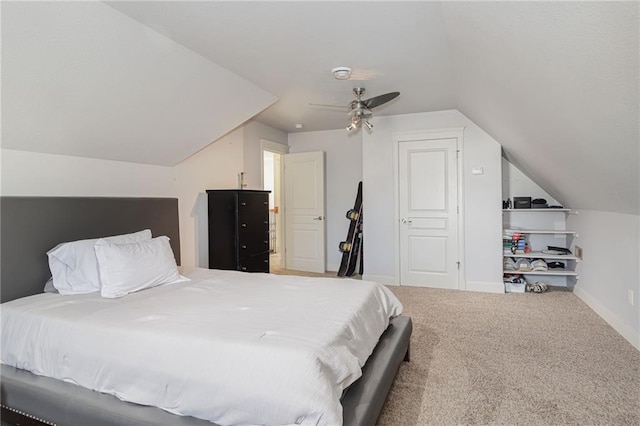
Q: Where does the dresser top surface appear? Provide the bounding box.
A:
[206,189,271,194]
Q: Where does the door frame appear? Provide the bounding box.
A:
[261,139,289,269]
[392,128,466,289]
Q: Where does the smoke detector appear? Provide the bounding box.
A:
[331,66,352,80]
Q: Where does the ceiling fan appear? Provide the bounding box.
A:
[311,87,400,132]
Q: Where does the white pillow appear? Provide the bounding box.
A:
[47,230,152,295]
[95,236,188,299]
[43,278,58,293]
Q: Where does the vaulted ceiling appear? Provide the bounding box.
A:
[2,1,638,214]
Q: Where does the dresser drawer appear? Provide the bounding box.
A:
[237,193,269,221]
[238,252,269,273]
[237,235,270,259]
[237,193,269,251]
[236,219,268,236]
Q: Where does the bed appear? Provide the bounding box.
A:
[0,196,412,426]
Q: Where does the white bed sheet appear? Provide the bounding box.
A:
[1,268,403,426]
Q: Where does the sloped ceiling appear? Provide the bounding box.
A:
[2,1,638,215]
[104,1,456,131]
[104,1,638,215]
[1,1,276,166]
[441,2,639,215]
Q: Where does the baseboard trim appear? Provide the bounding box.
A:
[573,286,639,351]
[465,281,505,294]
[363,274,398,286]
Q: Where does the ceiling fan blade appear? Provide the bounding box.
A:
[363,92,400,109]
[308,102,350,110]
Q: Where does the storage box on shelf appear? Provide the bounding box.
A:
[502,208,581,290]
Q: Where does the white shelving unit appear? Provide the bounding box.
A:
[504,208,570,213]
[507,252,580,261]
[504,229,577,236]
[503,208,581,288]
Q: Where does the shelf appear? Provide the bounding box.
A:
[503,269,579,277]
[502,199,580,284]
[504,229,577,235]
[503,208,571,213]
[503,252,581,261]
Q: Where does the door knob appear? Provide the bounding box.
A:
[313,216,324,221]
[401,219,412,224]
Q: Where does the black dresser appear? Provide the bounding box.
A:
[206,189,270,273]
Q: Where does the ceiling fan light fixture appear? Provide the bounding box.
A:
[311,86,399,133]
[331,66,352,80]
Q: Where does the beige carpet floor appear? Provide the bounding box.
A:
[274,268,640,425]
[378,285,640,426]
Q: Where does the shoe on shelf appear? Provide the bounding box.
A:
[525,281,548,293]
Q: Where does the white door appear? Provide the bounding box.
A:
[284,151,326,273]
[398,137,459,289]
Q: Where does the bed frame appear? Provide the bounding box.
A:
[0,196,412,426]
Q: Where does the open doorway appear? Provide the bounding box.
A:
[261,140,288,272]
[263,150,282,270]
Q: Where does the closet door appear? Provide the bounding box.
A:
[284,152,326,273]
[398,136,460,289]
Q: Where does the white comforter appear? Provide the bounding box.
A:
[1,268,403,426]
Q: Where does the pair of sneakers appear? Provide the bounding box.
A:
[526,281,548,293]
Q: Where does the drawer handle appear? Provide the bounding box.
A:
[264,241,268,244]
[241,245,247,249]
[241,223,247,228]
[241,266,247,271]
[264,260,268,263]
[264,221,268,224]
[241,202,246,206]
[263,201,268,205]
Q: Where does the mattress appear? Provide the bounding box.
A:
[1,268,403,426]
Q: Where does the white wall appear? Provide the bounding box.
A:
[362,110,503,291]
[1,149,174,197]
[502,158,559,207]
[173,127,244,268]
[568,210,640,350]
[242,121,288,190]
[288,129,362,272]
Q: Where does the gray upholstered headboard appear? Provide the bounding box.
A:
[0,197,180,303]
